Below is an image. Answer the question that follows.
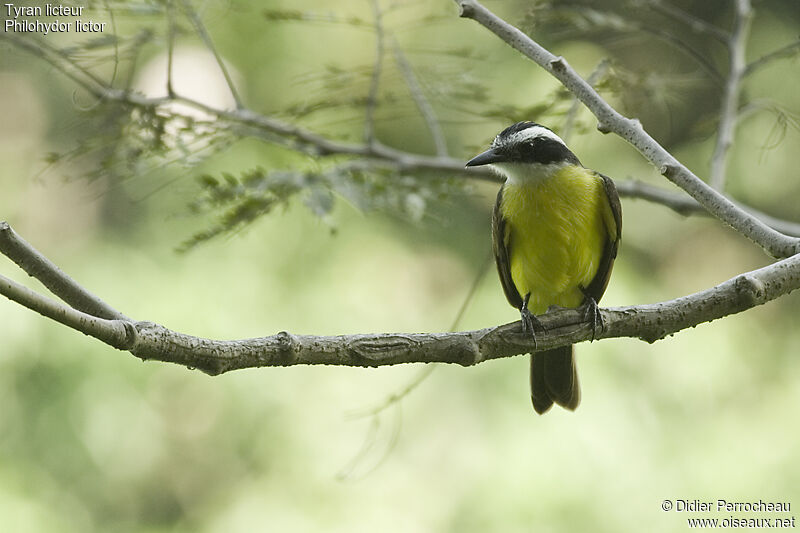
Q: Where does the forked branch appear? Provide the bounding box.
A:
[1,222,799,374]
[453,0,800,259]
[2,4,800,371]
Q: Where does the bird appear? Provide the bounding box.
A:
[466,121,621,414]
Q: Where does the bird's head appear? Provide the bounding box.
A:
[466,121,581,183]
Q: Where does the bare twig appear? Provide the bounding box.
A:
[0,33,109,95]
[4,30,799,239]
[354,250,491,418]
[364,0,386,145]
[453,0,800,258]
[744,39,800,77]
[0,273,132,349]
[6,23,798,244]
[0,222,128,320]
[544,5,724,84]
[616,180,800,237]
[352,365,435,418]
[709,0,752,190]
[644,0,729,43]
[562,59,609,142]
[615,180,701,216]
[643,24,724,85]
[179,0,243,108]
[166,0,177,97]
[102,0,120,88]
[391,36,448,156]
[1,31,495,182]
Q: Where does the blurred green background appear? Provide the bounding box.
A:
[1,0,799,531]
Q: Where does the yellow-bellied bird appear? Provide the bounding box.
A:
[467,122,621,414]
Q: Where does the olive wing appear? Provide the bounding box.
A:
[583,173,622,303]
[492,186,524,310]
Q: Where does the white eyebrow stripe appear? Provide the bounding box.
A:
[495,125,566,148]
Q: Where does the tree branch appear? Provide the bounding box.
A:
[643,0,729,44]
[391,35,448,156]
[179,0,243,109]
[0,222,128,320]
[709,0,752,190]
[166,0,177,98]
[744,38,800,77]
[4,27,799,256]
[616,181,800,237]
[562,59,609,143]
[453,0,800,259]
[2,7,799,379]
[1,222,798,374]
[95,248,800,370]
[364,0,386,146]
[0,272,134,350]
[3,21,798,246]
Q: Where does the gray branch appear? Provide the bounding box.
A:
[2,5,800,371]
[709,0,752,190]
[391,36,448,157]
[364,0,386,146]
[562,59,609,143]
[179,0,243,108]
[0,272,134,350]
[1,222,798,374]
[644,0,729,43]
[166,0,177,97]
[4,31,799,238]
[744,39,800,77]
[616,181,800,237]
[453,0,800,259]
[0,222,128,320]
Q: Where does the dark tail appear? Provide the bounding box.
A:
[530,346,581,414]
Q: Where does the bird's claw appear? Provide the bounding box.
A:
[520,306,543,349]
[582,296,604,341]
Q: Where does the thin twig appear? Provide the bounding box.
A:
[103,0,120,88]
[122,29,153,92]
[356,249,494,417]
[5,30,799,238]
[391,35,448,156]
[709,0,752,190]
[0,273,132,350]
[179,0,243,108]
[544,6,724,84]
[744,39,800,77]
[644,0,729,43]
[1,33,494,181]
[167,0,177,97]
[616,180,800,237]
[0,222,129,320]
[6,29,797,243]
[562,59,609,143]
[351,365,435,418]
[364,0,386,146]
[0,33,109,94]
[644,25,724,85]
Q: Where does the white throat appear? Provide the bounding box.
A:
[491,161,569,186]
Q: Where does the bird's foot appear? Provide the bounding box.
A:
[582,296,604,341]
[520,306,543,349]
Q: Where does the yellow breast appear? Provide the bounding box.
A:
[500,165,613,314]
